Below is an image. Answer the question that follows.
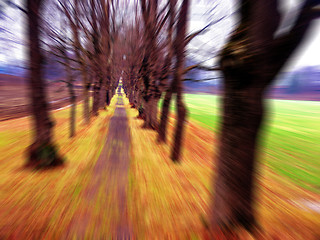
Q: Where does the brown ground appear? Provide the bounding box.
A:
[0,75,82,121]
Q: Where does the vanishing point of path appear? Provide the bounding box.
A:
[64,93,132,239]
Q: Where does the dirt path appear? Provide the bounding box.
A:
[64,94,132,239]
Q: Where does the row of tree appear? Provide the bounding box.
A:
[23,0,124,167]
[117,0,320,236]
[119,0,200,162]
[14,0,320,236]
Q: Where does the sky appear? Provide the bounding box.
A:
[0,0,319,71]
[187,0,320,71]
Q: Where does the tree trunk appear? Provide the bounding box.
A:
[101,73,110,109]
[27,0,62,167]
[149,98,159,129]
[142,99,149,122]
[143,98,158,129]
[65,0,90,124]
[83,82,90,124]
[170,0,189,161]
[210,0,316,235]
[171,76,187,162]
[157,0,176,143]
[171,94,187,162]
[106,89,111,106]
[158,88,173,143]
[101,86,107,109]
[211,72,264,233]
[69,93,76,138]
[92,76,103,116]
[64,51,76,138]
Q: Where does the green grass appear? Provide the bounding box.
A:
[160,94,320,192]
[159,94,221,130]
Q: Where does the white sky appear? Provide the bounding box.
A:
[0,0,319,71]
[187,0,320,71]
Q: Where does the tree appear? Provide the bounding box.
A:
[138,0,163,129]
[43,3,79,138]
[90,0,104,116]
[211,0,319,236]
[121,0,193,161]
[157,0,224,147]
[157,0,176,143]
[169,0,189,161]
[26,0,63,167]
[91,0,117,115]
[60,0,92,124]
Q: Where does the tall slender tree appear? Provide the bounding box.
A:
[60,0,92,124]
[170,0,189,161]
[157,0,176,143]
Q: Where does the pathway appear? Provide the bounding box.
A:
[64,93,132,239]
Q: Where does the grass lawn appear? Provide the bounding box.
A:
[130,95,320,239]
[160,94,320,193]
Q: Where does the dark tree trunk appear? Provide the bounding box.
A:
[211,0,317,236]
[170,61,188,162]
[142,98,158,129]
[139,0,161,130]
[102,70,111,109]
[157,0,176,143]
[211,72,264,232]
[69,94,76,138]
[157,89,172,143]
[170,0,189,162]
[64,52,76,138]
[171,92,187,162]
[91,0,102,117]
[101,85,107,109]
[106,90,111,106]
[27,0,63,167]
[92,75,103,116]
[65,0,90,124]
[83,83,90,123]
[133,90,138,109]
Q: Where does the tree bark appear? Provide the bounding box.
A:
[142,98,158,129]
[170,59,187,161]
[69,94,76,138]
[171,92,187,162]
[211,72,264,232]
[64,50,76,138]
[92,75,103,116]
[106,89,111,106]
[170,0,189,161]
[27,0,63,167]
[102,70,111,109]
[158,89,172,143]
[83,82,90,123]
[157,0,176,143]
[211,0,317,235]
[66,0,90,124]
